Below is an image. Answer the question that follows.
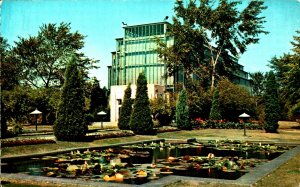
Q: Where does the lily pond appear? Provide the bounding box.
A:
[2,140,292,185]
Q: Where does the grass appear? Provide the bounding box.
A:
[254,152,300,187]
[157,128,300,144]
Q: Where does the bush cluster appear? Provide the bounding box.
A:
[2,86,60,126]
[150,96,174,127]
[186,79,256,121]
[209,88,222,120]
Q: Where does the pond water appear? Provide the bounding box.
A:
[1,140,292,185]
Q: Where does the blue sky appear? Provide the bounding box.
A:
[1,0,300,87]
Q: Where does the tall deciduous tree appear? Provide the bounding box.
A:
[249,72,265,96]
[157,0,268,90]
[12,23,98,88]
[0,36,20,90]
[269,30,300,119]
[130,73,154,134]
[54,55,87,141]
[118,84,133,130]
[264,71,280,133]
[176,89,191,130]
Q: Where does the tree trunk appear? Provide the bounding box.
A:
[211,63,216,92]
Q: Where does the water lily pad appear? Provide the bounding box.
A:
[66,165,79,172]
[46,171,56,177]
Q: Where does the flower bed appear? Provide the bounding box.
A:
[156,126,179,133]
[192,119,263,130]
[89,130,135,140]
[1,138,56,147]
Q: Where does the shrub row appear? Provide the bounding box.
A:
[1,138,56,147]
[192,120,263,130]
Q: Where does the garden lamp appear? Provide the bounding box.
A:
[97,111,107,129]
[239,113,250,136]
[30,108,42,131]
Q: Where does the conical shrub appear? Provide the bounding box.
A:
[118,84,132,130]
[176,89,191,130]
[264,71,280,133]
[130,73,154,134]
[54,55,87,141]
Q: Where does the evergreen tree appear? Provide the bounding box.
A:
[118,84,133,130]
[54,55,87,141]
[90,78,106,119]
[209,88,222,120]
[130,73,154,134]
[264,71,280,133]
[176,89,191,130]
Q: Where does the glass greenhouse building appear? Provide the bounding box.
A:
[108,21,251,90]
[108,22,175,90]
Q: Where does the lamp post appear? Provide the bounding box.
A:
[30,108,42,131]
[97,111,107,129]
[239,113,250,136]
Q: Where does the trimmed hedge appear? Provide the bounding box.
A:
[192,119,262,130]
